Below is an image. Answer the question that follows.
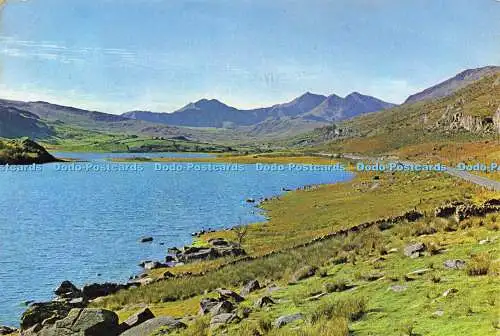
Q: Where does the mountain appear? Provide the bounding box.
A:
[304,92,395,122]
[122,92,394,129]
[0,102,54,139]
[404,65,500,104]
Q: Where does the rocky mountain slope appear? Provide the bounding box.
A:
[122,92,395,128]
[405,65,500,104]
[0,102,54,139]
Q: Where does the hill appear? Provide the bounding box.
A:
[297,69,500,153]
[0,138,58,165]
[405,65,500,104]
[0,102,54,139]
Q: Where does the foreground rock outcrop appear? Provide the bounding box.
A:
[0,139,59,165]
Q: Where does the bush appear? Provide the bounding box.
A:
[466,252,491,276]
[324,278,350,293]
[310,297,367,323]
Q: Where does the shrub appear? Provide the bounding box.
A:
[310,297,367,323]
[324,278,350,293]
[467,252,491,276]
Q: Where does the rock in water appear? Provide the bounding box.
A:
[120,317,186,336]
[54,281,82,299]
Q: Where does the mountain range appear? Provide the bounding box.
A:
[0,65,497,143]
[122,91,395,128]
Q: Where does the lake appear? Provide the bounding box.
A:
[0,153,353,326]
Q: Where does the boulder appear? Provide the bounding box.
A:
[403,243,426,258]
[274,313,304,328]
[240,280,261,296]
[435,202,462,218]
[54,281,82,299]
[139,237,153,243]
[82,283,128,301]
[484,199,500,206]
[216,289,244,303]
[199,298,220,315]
[208,238,231,247]
[255,296,275,308]
[142,261,168,271]
[403,210,424,222]
[0,326,16,335]
[210,301,234,316]
[442,288,459,297]
[120,316,186,336]
[20,302,72,331]
[210,313,240,329]
[119,307,155,332]
[33,308,120,336]
[443,259,466,270]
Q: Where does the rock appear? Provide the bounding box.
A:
[388,285,408,292]
[216,289,244,303]
[240,280,261,296]
[119,307,155,332]
[138,260,152,268]
[364,273,384,281]
[433,310,444,317]
[387,248,398,254]
[307,292,327,301]
[82,283,128,301]
[120,316,186,336]
[255,296,275,308]
[479,239,490,245]
[208,238,231,247]
[274,313,304,328]
[167,247,180,255]
[210,313,240,329]
[403,210,424,222]
[442,288,459,297]
[20,302,72,331]
[199,298,220,315]
[142,261,168,271]
[291,266,318,282]
[164,255,176,263]
[484,199,500,206]
[54,281,82,299]
[42,308,120,336]
[407,268,431,276]
[403,243,426,258]
[0,326,17,335]
[210,301,234,316]
[174,243,246,263]
[246,198,256,203]
[161,271,175,280]
[435,202,462,218]
[139,237,153,243]
[443,259,466,270]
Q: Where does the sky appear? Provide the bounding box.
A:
[0,0,498,114]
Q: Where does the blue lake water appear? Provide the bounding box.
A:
[0,153,352,326]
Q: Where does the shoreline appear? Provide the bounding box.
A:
[5,157,352,329]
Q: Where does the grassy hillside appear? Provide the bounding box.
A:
[290,72,499,155]
[0,138,58,165]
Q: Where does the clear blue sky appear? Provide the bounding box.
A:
[0,0,498,113]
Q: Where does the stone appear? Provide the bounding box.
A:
[240,280,261,296]
[403,243,426,258]
[20,302,72,331]
[82,283,128,301]
[210,313,240,329]
[442,288,459,297]
[139,237,153,243]
[0,326,17,335]
[199,298,220,315]
[443,259,466,270]
[307,292,327,301]
[255,296,275,308]
[120,316,186,336]
[208,238,231,247]
[119,307,155,331]
[388,285,407,292]
[407,268,431,276]
[210,301,234,316]
[54,281,82,299]
[433,310,444,317]
[38,308,120,336]
[143,261,168,271]
[274,313,304,328]
[216,289,244,303]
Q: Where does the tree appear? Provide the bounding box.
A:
[234,225,248,246]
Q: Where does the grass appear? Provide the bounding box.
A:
[91,167,497,336]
